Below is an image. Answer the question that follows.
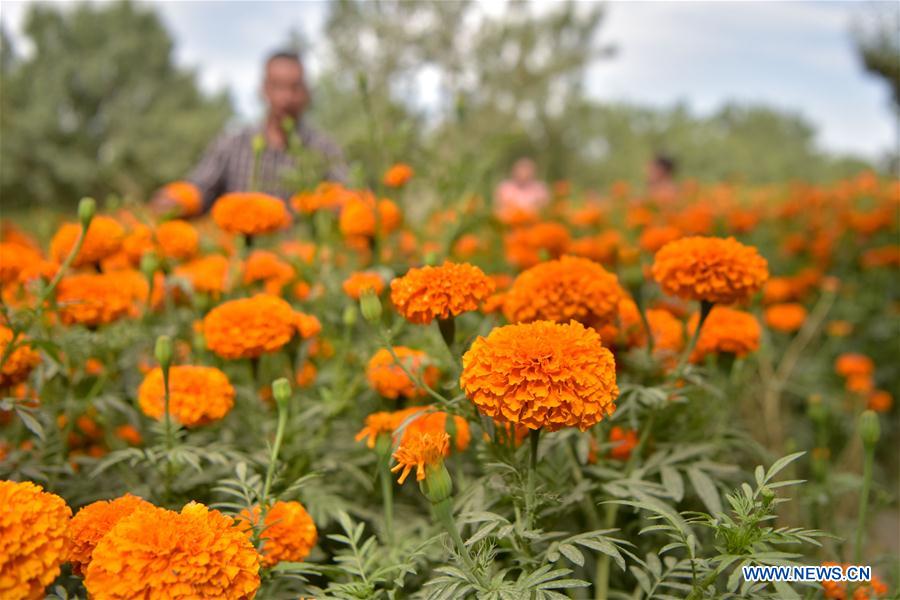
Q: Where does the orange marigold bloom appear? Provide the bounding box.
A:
[203,294,299,359]
[834,353,874,378]
[402,410,471,453]
[138,366,235,427]
[212,192,291,235]
[764,302,807,333]
[295,311,322,338]
[652,236,768,304]
[619,300,685,358]
[609,426,638,461]
[50,216,125,268]
[503,256,624,328]
[56,272,145,326]
[383,163,414,187]
[638,225,682,254]
[84,502,260,599]
[68,494,152,575]
[121,225,154,265]
[339,197,402,238]
[295,360,317,388]
[390,261,494,324]
[242,250,294,294]
[366,347,439,399]
[238,501,317,566]
[0,242,43,285]
[503,221,571,268]
[868,390,893,413]
[174,254,231,295]
[114,424,143,446]
[0,480,72,600]
[688,306,761,363]
[0,326,40,388]
[342,271,385,299]
[355,406,426,448]
[391,429,450,484]
[162,181,203,217]
[827,320,853,337]
[861,245,900,269]
[821,562,888,599]
[567,231,622,264]
[460,320,619,431]
[156,220,199,261]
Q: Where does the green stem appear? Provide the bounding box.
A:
[525,429,541,531]
[260,397,288,511]
[671,300,714,379]
[378,442,395,544]
[433,498,486,588]
[161,363,175,503]
[853,446,875,564]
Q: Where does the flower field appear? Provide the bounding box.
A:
[0,171,897,599]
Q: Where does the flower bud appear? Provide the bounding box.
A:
[423,251,439,266]
[78,197,96,228]
[155,335,173,369]
[342,305,358,327]
[140,252,159,278]
[272,377,291,408]
[360,289,382,324]
[858,410,880,448]
[420,461,453,505]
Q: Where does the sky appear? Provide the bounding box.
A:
[0,0,896,159]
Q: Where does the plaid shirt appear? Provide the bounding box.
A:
[188,121,348,211]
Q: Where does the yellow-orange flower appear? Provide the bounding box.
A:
[391,429,450,484]
[503,256,625,328]
[366,347,439,399]
[56,272,145,326]
[203,294,299,359]
[834,353,874,378]
[238,501,317,566]
[68,494,152,575]
[503,222,571,268]
[50,216,125,268]
[688,306,761,363]
[0,480,72,600]
[0,326,40,388]
[0,242,43,285]
[764,302,807,333]
[639,225,682,254]
[138,366,235,427]
[355,406,426,448]
[821,562,888,599]
[460,320,619,431]
[402,410,471,453]
[390,261,494,324]
[162,181,203,217]
[243,250,294,294]
[618,300,684,358]
[652,236,768,304]
[174,254,231,295]
[342,271,385,299]
[339,197,402,238]
[383,163,414,187]
[609,426,639,461]
[212,192,291,235]
[156,220,199,261]
[294,311,322,338]
[84,502,260,599]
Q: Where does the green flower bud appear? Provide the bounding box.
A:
[140,252,159,278]
[272,377,291,408]
[419,461,453,505]
[859,410,880,448]
[343,305,358,327]
[360,289,382,324]
[78,197,96,228]
[423,251,439,266]
[155,335,173,369]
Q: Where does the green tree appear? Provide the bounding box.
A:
[853,4,900,109]
[0,1,231,209]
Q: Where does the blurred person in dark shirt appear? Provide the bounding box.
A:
[645,153,679,203]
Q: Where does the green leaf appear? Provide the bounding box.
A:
[687,467,723,515]
[660,465,684,502]
[765,452,805,483]
[558,544,584,567]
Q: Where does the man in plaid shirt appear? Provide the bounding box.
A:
[153,51,347,213]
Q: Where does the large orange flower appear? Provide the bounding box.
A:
[503,255,624,328]
[212,192,291,235]
[138,366,235,427]
[687,306,761,363]
[238,501,317,566]
[174,254,231,295]
[50,216,125,267]
[68,494,152,575]
[366,347,439,399]
[203,294,300,359]
[0,326,41,387]
[390,262,494,324]
[391,430,450,484]
[56,271,146,326]
[0,480,72,600]
[162,181,203,217]
[460,320,619,431]
[0,242,43,285]
[84,502,260,599]
[156,220,199,261]
[652,236,768,304]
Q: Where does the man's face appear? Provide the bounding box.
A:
[512,159,536,183]
[263,58,308,122]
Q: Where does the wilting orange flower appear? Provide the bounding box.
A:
[609,426,638,461]
[343,271,385,299]
[115,424,142,445]
[203,295,299,359]
[460,320,618,431]
[366,347,439,399]
[0,326,40,388]
[56,272,145,326]
[138,366,235,427]
[212,192,291,235]
[162,181,203,217]
[402,410,471,453]
[504,256,624,328]
[238,501,317,566]
[383,163,414,187]
[156,219,199,261]
[834,353,874,378]
[391,429,450,484]
[503,222,571,268]
[84,502,260,599]
[355,406,426,448]
[68,494,152,575]
[0,480,72,600]
[639,225,682,254]
[652,236,768,304]
[174,254,231,295]
[688,306,761,363]
[390,262,494,324]
[50,216,125,268]
[0,242,43,285]
[339,197,402,238]
[243,250,294,294]
[821,562,888,599]
[764,303,807,333]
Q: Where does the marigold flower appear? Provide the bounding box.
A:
[0,326,40,388]
[688,306,761,363]
[339,197,402,238]
[174,254,231,295]
[366,347,439,399]
[243,250,294,294]
[618,300,684,358]
[834,353,874,378]
[460,320,619,431]
[355,406,426,448]
[84,502,260,599]
[212,192,291,235]
[56,272,145,326]
[867,390,893,413]
[390,261,494,324]
[295,312,322,338]
[114,424,143,445]
[638,225,682,254]
[203,295,301,359]
[162,181,203,217]
[138,366,235,427]
[0,480,72,600]
[238,501,317,566]
[383,163,414,187]
[609,426,638,461]
[503,256,624,329]
[503,222,571,268]
[821,562,888,599]
[402,410,471,453]
[156,220,199,261]
[0,242,43,285]
[764,302,807,333]
[567,231,622,264]
[295,360,317,388]
[50,216,125,267]
[391,429,450,484]
[343,271,385,299]
[68,494,152,575]
[652,236,768,304]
